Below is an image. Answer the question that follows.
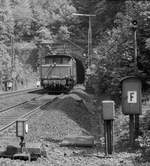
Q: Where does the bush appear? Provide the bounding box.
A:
[137,132,150,161]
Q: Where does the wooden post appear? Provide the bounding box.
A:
[104,121,108,156]
[129,115,135,145]
[111,120,114,153]
[104,120,114,155]
[107,120,112,154]
[134,114,139,139]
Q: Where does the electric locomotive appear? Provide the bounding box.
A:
[40,54,77,92]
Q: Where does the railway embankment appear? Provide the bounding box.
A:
[11,88,140,165]
[27,88,102,143]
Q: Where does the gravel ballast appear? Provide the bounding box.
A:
[0,89,145,165]
[27,90,102,142]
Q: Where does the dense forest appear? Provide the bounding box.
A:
[0,0,150,95]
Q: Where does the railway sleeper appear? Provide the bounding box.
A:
[60,135,95,147]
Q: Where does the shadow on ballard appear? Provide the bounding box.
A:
[46,92,103,141]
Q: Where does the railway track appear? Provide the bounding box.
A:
[0,87,43,99]
[0,94,56,133]
[0,94,43,114]
[0,87,47,114]
[0,87,85,133]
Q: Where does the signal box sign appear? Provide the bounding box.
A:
[121,76,142,115]
[127,91,137,103]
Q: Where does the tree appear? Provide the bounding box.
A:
[0,0,14,89]
[70,0,125,50]
[87,0,148,100]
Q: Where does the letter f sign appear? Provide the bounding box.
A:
[128,91,137,103]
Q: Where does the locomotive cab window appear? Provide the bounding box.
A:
[44,56,71,65]
[62,57,71,64]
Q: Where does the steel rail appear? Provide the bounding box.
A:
[0,98,55,132]
[0,87,43,98]
[0,95,42,113]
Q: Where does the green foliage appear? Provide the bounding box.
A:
[0,0,14,82]
[137,132,150,161]
[136,2,150,75]
[13,0,32,20]
[70,0,125,49]
[93,23,134,101]
[1,0,150,94]
[85,0,150,102]
[138,106,150,161]
[0,0,77,90]
[57,25,70,40]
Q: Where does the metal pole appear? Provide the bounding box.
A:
[11,34,13,89]
[104,120,108,156]
[39,44,44,87]
[104,120,114,155]
[11,33,15,91]
[11,35,14,70]
[88,16,92,67]
[134,28,140,138]
[129,115,135,145]
[72,13,95,68]
[134,29,137,69]
[107,120,112,154]
[135,114,139,138]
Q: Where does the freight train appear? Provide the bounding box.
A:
[40,54,77,92]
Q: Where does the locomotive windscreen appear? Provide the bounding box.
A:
[44,56,71,65]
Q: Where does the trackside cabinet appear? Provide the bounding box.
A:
[121,76,142,115]
[102,101,115,120]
